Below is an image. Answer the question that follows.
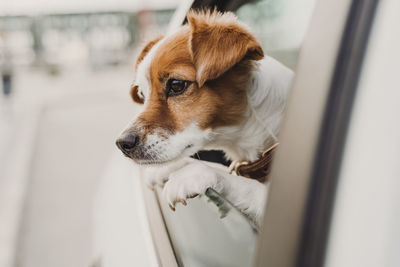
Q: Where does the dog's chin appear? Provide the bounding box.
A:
[130,143,198,166]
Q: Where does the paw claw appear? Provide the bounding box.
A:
[176,199,187,206]
[189,193,199,199]
[168,203,175,211]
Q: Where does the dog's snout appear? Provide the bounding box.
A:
[116,134,138,155]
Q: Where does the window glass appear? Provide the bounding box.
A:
[159,188,257,267]
[237,0,316,69]
[158,1,317,266]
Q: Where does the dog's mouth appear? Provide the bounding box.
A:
[118,142,195,165]
[133,158,176,165]
[116,123,208,164]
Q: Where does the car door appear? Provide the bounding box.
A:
[256,0,400,267]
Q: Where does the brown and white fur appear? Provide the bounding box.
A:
[116,11,293,226]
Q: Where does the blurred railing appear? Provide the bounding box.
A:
[0,10,173,69]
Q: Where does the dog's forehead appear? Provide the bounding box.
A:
[134,28,192,100]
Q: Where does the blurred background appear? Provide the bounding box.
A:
[0,0,315,266]
[0,1,176,267]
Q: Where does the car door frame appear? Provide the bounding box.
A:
[255,0,379,266]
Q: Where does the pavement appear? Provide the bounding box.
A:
[0,65,137,267]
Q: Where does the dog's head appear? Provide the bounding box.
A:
[116,11,264,164]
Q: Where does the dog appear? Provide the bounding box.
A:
[116,10,293,226]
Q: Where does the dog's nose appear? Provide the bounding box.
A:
[116,134,138,155]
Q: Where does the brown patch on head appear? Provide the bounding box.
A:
[134,10,264,137]
[187,10,264,87]
[135,35,163,70]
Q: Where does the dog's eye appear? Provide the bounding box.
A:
[166,79,190,97]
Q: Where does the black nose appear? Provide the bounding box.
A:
[116,134,138,155]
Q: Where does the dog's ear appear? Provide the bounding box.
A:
[187,11,264,87]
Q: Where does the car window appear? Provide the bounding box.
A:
[156,1,317,266]
[159,187,257,267]
[236,0,316,69]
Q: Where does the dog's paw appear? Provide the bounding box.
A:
[142,159,193,189]
[162,162,220,210]
[142,167,169,189]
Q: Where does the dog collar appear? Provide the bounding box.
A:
[228,143,279,183]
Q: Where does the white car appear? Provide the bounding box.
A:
[94,0,400,266]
